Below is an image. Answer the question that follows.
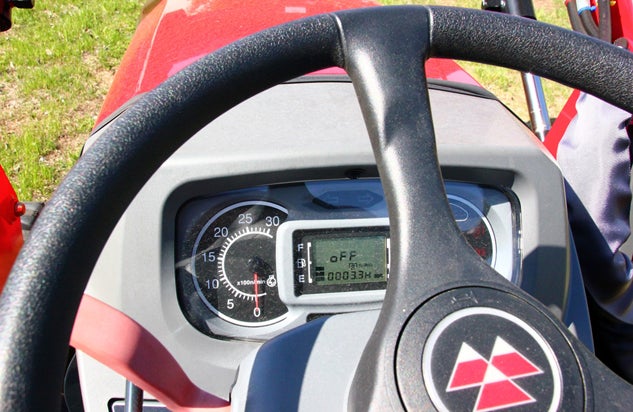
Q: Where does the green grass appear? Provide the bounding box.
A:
[1,0,571,201]
[0,0,142,200]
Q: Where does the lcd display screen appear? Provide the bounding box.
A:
[293,227,389,295]
[311,235,387,285]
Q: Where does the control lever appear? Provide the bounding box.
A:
[482,0,552,141]
[124,380,143,412]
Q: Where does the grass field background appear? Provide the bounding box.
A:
[1,0,571,201]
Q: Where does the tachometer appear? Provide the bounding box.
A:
[191,201,288,326]
[448,195,496,267]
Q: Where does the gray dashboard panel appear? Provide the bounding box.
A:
[174,180,514,340]
[78,79,573,408]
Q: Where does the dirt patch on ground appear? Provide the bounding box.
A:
[43,53,115,166]
[533,0,557,14]
[83,53,115,96]
[0,80,25,138]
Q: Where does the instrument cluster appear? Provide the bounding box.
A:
[175,178,518,340]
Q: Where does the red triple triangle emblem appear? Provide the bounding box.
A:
[446,337,543,411]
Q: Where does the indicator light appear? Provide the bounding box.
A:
[14,201,26,217]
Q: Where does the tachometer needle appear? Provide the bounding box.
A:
[253,272,260,309]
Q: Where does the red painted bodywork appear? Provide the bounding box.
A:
[0,165,23,291]
[544,90,580,157]
[96,0,479,124]
[607,0,633,48]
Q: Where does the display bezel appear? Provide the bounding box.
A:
[293,226,390,296]
[276,217,390,307]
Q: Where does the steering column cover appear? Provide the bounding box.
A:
[1,6,633,411]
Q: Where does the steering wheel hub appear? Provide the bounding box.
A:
[398,288,583,410]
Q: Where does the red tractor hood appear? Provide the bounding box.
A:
[0,166,23,291]
[96,0,479,124]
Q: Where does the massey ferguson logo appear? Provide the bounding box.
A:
[446,337,543,411]
[422,307,563,412]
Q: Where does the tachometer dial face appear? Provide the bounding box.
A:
[191,201,288,326]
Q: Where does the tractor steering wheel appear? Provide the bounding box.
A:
[1,6,633,410]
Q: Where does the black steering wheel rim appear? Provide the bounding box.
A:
[1,6,632,410]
